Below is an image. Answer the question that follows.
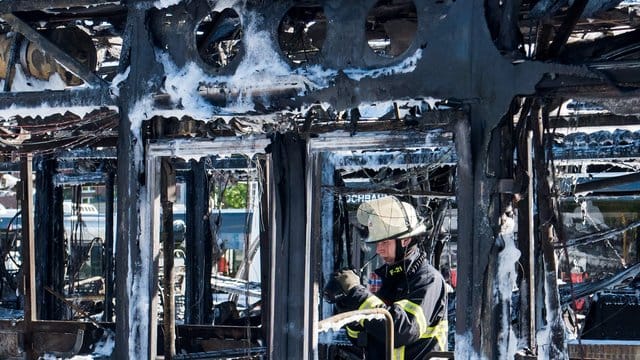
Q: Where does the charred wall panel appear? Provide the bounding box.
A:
[34,157,65,320]
[270,133,309,359]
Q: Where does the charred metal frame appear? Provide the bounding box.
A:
[160,158,176,358]
[34,157,65,320]
[20,154,36,359]
[146,137,269,358]
[308,129,459,323]
[0,14,106,87]
[266,132,311,359]
[0,0,639,359]
[184,158,214,325]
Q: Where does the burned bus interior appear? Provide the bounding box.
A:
[0,0,640,359]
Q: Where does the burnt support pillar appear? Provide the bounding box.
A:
[114,5,163,359]
[161,158,176,359]
[455,106,508,358]
[515,98,536,350]
[486,103,521,357]
[184,159,213,325]
[269,133,309,359]
[258,156,272,347]
[531,101,566,357]
[102,169,115,322]
[453,115,475,349]
[526,129,536,349]
[318,152,334,320]
[20,154,36,359]
[307,150,331,356]
[34,156,65,320]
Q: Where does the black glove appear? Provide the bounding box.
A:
[333,268,360,294]
[323,268,361,304]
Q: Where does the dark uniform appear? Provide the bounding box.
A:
[337,247,448,360]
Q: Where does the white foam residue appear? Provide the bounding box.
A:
[536,320,551,360]
[9,65,67,92]
[356,98,443,120]
[293,50,424,91]
[129,97,154,131]
[536,274,568,360]
[153,0,182,9]
[0,62,117,121]
[42,355,94,360]
[93,330,115,356]
[358,102,395,119]
[126,174,149,359]
[212,0,244,12]
[161,138,216,162]
[157,39,291,116]
[126,97,149,358]
[455,332,486,360]
[301,101,336,117]
[159,54,216,118]
[223,12,292,111]
[422,97,441,109]
[344,49,423,81]
[495,229,521,359]
[149,9,426,117]
[297,64,338,90]
[133,184,151,358]
[110,66,130,98]
[128,97,152,174]
[318,156,336,319]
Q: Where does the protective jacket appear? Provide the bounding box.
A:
[338,247,448,360]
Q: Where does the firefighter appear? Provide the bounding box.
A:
[327,195,448,359]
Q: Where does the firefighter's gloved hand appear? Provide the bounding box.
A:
[333,268,360,294]
[323,268,361,304]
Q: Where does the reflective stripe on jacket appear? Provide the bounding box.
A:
[340,248,448,360]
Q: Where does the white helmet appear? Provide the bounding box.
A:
[356,195,426,243]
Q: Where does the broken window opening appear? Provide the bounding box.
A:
[309,130,458,354]
[61,184,111,321]
[0,158,115,322]
[365,0,418,58]
[0,154,118,360]
[510,94,640,345]
[196,8,243,69]
[0,171,21,317]
[278,4,327,64]
[147,138,268,357]
[513,1,640,71]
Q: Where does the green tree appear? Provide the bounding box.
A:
[222,183,248,208]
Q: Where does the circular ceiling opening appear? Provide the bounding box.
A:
[196,8,243,68]
[366,0,418,58]
[278,5,327,64]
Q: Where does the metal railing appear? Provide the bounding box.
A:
[318,308,394,360]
